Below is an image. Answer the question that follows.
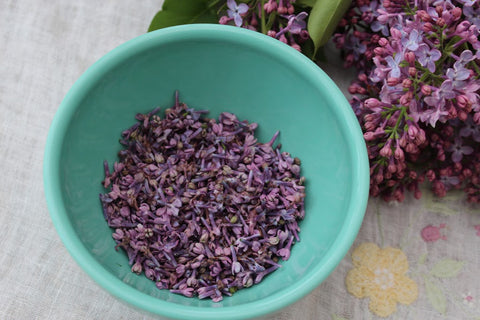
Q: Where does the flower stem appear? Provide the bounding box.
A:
[260,0,266,34]
[389,106,407,140]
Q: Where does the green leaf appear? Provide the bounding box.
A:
[331,314,348,320]
[425,278,447,315]
[148,0,218,32]
[418,253,427,265]
[297,0,317,7]
[307,0,352,52]
[430,259,464,278]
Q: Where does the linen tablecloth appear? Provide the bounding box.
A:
[1,1,479,319]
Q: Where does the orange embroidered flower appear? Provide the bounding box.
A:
[345,243,418,317]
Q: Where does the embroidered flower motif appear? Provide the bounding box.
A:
[462,292,475,307]
[346,243,418,317]
[475,225,480,237]
[421,224,447,242]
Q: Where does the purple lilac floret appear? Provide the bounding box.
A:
[219,0,309,52]
[100,93,305,301]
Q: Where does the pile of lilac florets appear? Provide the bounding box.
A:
[333,0,480,202]
[100,94,305,301]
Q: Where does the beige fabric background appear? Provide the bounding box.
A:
[1,1,479,319]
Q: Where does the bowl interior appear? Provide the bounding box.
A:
[46,25,368,319]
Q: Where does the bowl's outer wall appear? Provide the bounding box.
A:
[44,25,369,320]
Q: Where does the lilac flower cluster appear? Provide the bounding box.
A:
[219,0,309,52]
[100,93,305,301]
[334,0,480,202]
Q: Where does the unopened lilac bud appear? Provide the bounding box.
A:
[264,0,277,13]
[379,38,389,47]
[417,10,430,22]
[374,47,385,55]
[402,78,413,88]
[387,77,400,86]
[437,18,445,27]
[219,16,229,25]
[408,67,417,77]
[405,52,415,64]
[407,124,419,140]
[364,121,376,131]
[291,43,301,52]
[426,169,435,181]
[388,162,396,173]
[380,143,392,158]
[277,5,288,14]
[400,92,412,105]
[375,173,383,183]
[474,112,480,124]
[390,28,402,39]
[364,98,381,109]
[278,34,288,44]
[267,30,277,38]
[423,22,434,32]
[364,132,376,141]
[452,7,462,20]
[394,147,404,160]
[421,85,431,96]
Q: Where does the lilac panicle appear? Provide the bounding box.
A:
[334,0,480,202]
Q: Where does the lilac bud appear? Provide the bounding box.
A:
[417,10,430,22]
[394,147,404,161]
[267,30,277,38]
[387,77,400,86]
[405,52,415,64]
[380,143,392,158]
[390,28,402,39]
[421,85,431,96]
[402,78,413,88]
[374,47,385,56]
[364,131,376,141]
[378,38,389,47]
[364,98,381,109]
[264,0,278,14]
[457,95,469,109]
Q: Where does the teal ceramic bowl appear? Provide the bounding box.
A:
[44,24,369,319]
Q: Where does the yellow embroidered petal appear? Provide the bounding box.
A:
[377,247,409,275]
[351,242,380,269]
[346,267,371,298]
[368,291,398,318]
[394,275,419,305]
[345,243,418,318]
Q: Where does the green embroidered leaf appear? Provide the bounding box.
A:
[148,0,218,32]
[425,278,446,315]
[430,259,465,278]
[307,0,352,52]
[422,189,463,216]
[418,253,427,265]
[331,314,348,320]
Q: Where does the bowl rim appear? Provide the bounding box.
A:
[44,24,369,320]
